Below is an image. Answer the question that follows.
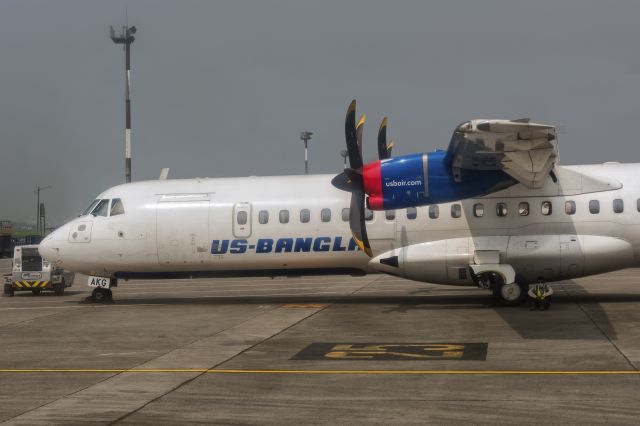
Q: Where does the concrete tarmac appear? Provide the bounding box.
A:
[1,257,640,424]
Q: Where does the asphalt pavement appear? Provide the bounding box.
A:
[1,258,640,425]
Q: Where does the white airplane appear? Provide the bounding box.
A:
[39,100,639,305]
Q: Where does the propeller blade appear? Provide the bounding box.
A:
[377,117,388,160]
[377,117,394,160]
[338,100,373,257]
[387,139,395,158]
[349,187,372,257]
[345,100,363,170]
[356,114,366,157]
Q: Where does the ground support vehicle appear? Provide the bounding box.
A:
[3,245,74,296]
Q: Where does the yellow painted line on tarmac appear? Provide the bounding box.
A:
[0,369,639,375]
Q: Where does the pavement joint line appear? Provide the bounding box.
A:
[0,369,123,424]
[110,303,328,425]
[560,282,639,372]
[1,369,640,375]
[1,304,282,425]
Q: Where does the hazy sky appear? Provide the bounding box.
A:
[2,0,640,226]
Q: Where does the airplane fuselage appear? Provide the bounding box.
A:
[40,162,640,290]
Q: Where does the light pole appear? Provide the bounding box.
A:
[34,185,51,236]
[340,149,348,168]
[300,131,313,175]
[110,25,137,183]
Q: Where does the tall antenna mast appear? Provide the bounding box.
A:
[110,23,137,183]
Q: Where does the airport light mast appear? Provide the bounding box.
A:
[34,185,51,236]
[300,131,313,175]
[110,25,137,183]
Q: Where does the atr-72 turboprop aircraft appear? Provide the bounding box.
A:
[39,100,639,305]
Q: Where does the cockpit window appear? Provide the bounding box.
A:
[110,198,125,216]
[92,199,110,217]
[82,200,100,216]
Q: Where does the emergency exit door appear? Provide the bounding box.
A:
[233,202,252,238]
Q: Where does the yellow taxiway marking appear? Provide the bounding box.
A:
[0,369,639,375]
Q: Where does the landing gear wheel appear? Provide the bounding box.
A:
[31,289,41,296]
[3,284,14,297]
[53,280,65,296]
[90,288,113,304]
[492,274,528,306]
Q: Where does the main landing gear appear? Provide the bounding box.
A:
[475,271,528,306]
[494,280,528,306]
[490,273,528,306]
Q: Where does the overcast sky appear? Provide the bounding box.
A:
[1,0,640,225]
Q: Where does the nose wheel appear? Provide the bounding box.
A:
[85,288,113,304]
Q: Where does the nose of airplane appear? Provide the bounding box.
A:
[38,226,65,264]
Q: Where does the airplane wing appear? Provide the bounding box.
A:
[446,118,558,188]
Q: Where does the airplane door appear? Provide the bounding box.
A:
[233,202,252,238]
[560,234,584,278]
[157,195,210,265]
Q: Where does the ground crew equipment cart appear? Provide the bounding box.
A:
[3,245,74,296]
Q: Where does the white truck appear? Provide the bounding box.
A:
[3,245,74,296]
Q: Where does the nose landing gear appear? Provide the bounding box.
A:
[84,287,114,304]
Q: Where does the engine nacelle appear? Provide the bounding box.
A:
[362,150,515,210]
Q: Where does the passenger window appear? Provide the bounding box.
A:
[279,210,290,224]
[385,210,396,220]
[407,207,417,220]
[237,211,248,225]
[541,201,552,216]
[92,199,110,217]
[429,205,439,219]
[110,198,125,216]
[589,200,600,214]
[518,202,529,216]
[473,203,484,218]
[496,202,507,217]
[451,204,461,218]
[613,199,624,213]
[300,209,310,223]
[258,210,269,224]
[341,208,350,222]
[565,201,576,215]
[364,208,374,221]
[321,208,331,223]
